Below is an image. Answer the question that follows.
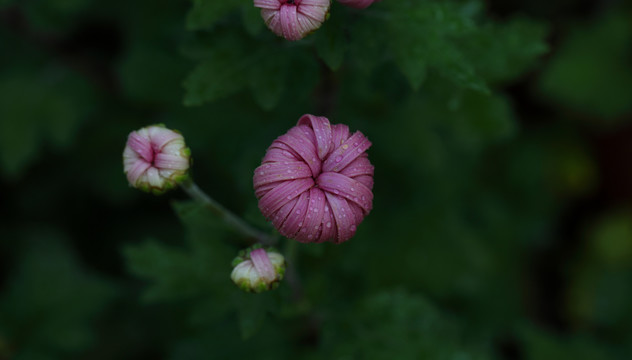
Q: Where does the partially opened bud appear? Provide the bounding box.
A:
[253,0,330,41]
[123,125,191,194]
[337,0,381,9]
[231,247,286,293]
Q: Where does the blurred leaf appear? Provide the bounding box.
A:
[0,230,115,358]
[118,44,189,105]
[462,18,549,84]
[183,32,259,106]
[321,290,494,360]
[0,68,94,179]
[539,10,632,120]
[521,326,616,360]
[124,240,203,301]
[241,4,263,36]
[186,0,241,31]
[382,0,488,92]
[315,13,346,71]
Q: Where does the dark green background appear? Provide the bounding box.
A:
[1,0,632,359]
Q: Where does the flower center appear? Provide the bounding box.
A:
[283,0,297,4]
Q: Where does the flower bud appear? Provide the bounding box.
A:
[231,247,286,293]
[253,114,374,244]
[123,125,191,194]
[337,0,381,9]
[253,0,330,41]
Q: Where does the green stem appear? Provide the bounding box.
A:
[181,180,275,246]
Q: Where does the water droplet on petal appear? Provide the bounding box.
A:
[326,222,331,228]
[350,225,356,232]
[335,156,342,162]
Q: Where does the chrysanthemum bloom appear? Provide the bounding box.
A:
[253,0,330,41]
[123,125,191,194]
[253,115,374,243]
[337,0,381,9]
[231,247,286,293]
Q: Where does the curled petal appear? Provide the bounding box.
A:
[253,115,374,243]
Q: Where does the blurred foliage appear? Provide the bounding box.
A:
[1,0,632,359]
[538,9,632,122]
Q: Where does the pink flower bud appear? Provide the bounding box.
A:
[253,0,331,41]
[231,247,286,293]
[337,0,380,9]
[253,115,374,244]
[123,125,191,194]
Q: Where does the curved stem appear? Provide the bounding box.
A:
[180,179,275,246]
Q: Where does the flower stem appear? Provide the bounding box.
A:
[180,180,275,245]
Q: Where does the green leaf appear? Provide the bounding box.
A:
[183,32,260,106]
[249,48,290,110]
[236,292,274,340]
[124,240,203,301]
[315,13,346,71]
[186,0,242,31]
[241,4,263,36]
[382,1,489,92]
[0,68,94,179]
[539,10,632,120]
[320,290,494,360]
[0,230,115,357]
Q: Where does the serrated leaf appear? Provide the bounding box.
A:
[383,1,489,93]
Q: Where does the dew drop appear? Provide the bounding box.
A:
[259,171,265,176]
[361,195,366,201]
[350,187,355,192]
[326,222,331,228]
[353,142,359,147]
[287,195,293,200]
[350,225,357,232]
[356,148,362,153]
[342,144,349,150]
[335,156,343,162]
[307,234,313,239]
[333,190,340,195]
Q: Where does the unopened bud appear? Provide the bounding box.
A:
[231,247,286,293]
[253,0,330,41]
[123,125,191,194]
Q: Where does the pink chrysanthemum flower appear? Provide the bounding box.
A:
[123,125,191,194]
[254,115,374,244]
[337,0,381,9]
[253,0,330,41]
